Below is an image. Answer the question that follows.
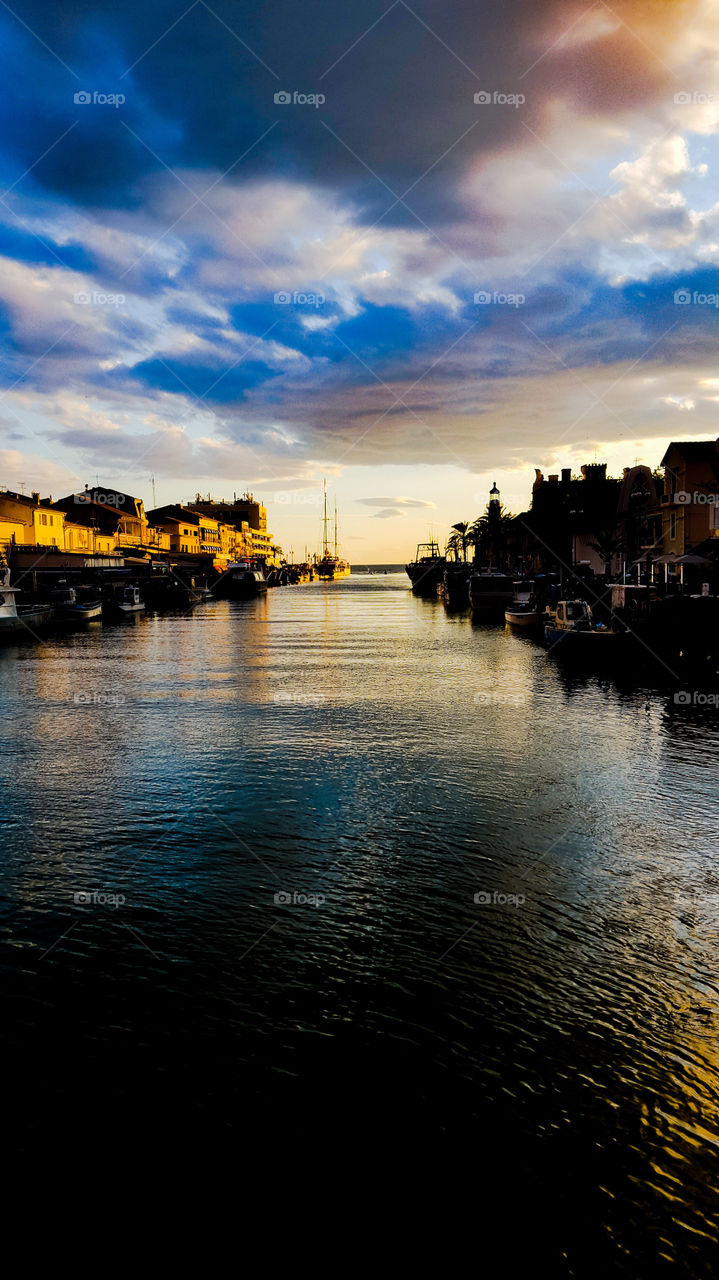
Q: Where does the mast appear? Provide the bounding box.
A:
[322,479,329,557]
[334,496,338,558]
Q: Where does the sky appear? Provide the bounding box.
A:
[0,0,718,560]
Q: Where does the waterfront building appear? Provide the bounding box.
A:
[0,488,67,551]
[53,487,170,558]
[660,440,719,558]
[147,504,245,568]
[523,464,623,573]
[187,493,274,563]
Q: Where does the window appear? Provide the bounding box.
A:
[41,513,47,526]
[670,512,676,539]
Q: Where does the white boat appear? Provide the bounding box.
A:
[115,585,145,614]
[505,605,540,628]
[0,568,55,635]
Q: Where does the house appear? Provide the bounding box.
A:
[53,486,170,557]
[526,464,622,573]
[660,440,719,557]
[0,489,66,551]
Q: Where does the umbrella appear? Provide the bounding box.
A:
[675,554,711,565]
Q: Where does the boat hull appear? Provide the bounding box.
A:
[505,609,540,628]
[406,561,445,597]
[213,568,267,599]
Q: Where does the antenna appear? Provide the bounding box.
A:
[150,474,157,507]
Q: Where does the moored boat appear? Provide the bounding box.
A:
[315,483,351,580]
[405,540,445,597]
[544,599,620,654]
[212,561,267,600]
[50,584,103,622]
[0,570,56,636]
[110,584,145,615]
[437,564,471,609]
[505,604,540,628]
[469,572,514,618]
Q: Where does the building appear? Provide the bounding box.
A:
[53,487,170,558]
[0,488,66,552]
[526,464,623,573]
[187,494,273,562]
[660,440,719,557]
[146,504,243,567]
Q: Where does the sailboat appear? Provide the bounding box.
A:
[316,482,351,581]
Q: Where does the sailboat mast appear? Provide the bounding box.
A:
[323,479,328,557]
[334,497,338,558]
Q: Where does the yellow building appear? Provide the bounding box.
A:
[0,489,66,548]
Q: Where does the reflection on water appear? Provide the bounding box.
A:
[2,574,719,1267]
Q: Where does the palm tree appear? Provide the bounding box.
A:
[587,528,624,577]
[451,521,470,562]
[446,531,463,562]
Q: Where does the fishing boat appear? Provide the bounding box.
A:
[212,560,267,600]
[469,572,514,618]
[405,541,445,597]
[315,482,351,581]
[543,599,619,651]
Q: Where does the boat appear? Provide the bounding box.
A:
[405,541,445,597]
[0,569,55,636]
[50,584,103,622]
[212,560,268,600]
[505,604,540,628]
[112,584,145,614]
[543,599,619,651]
[437,564,471,609]
[315,483,351,581]
[468,572,514,618]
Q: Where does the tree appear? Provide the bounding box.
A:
[450,521,470,562]
[471,503,515,568]
[446,530,464,562]
[587,528,624,577]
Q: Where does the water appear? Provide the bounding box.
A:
[3,574,719,1266]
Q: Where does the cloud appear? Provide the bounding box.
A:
[0,0,717,498]
[356,496,436,508]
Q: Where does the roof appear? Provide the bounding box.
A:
[147,505,201,525]
[661,440,719,465]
